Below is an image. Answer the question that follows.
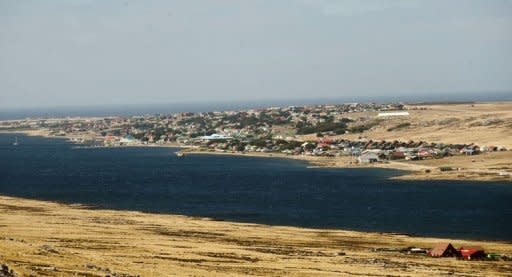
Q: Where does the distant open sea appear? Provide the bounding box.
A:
[1,92,511,120]
[1,133,511,240]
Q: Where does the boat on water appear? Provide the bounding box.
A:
[13,137,18,146]
[176,152,184,158]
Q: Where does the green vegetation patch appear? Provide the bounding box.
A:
[296,121,348,135]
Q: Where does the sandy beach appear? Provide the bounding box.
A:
[1,195,511,276]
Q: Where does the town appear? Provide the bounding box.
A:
[1,102,508,168]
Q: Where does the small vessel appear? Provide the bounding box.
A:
[13,137,18,146]
[176,152,184,158]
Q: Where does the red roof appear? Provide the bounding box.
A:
[460,246,485,260]
[460,246,484,258]
[318,138,332,144]
[429,243,459,257]
[104,135,118,141]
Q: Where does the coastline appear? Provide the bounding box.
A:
[1,195,511,276]
[181,149,512,182]
[2,129,511,182]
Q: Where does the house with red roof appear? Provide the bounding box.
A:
[460,246,486,260]
[428,243,460,257]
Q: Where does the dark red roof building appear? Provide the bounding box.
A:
[460,246,486,260]
[428,243,460,257]
[390,151,405,160]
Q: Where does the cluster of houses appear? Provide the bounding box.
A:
[1,102,508,165]
[179,135,506,164]
[377,243,508,261]
[84,131,508,167]
[348,140,500,164]
[90,129,508,166]
[0,102,406,145]
[428,243,499,261]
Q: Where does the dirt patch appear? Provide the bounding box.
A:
[145,227,226,239]
[0,203,47,213]
[200,252,260,262]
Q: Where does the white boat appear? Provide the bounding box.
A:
[13,137,18,146]
[176,152,184,158]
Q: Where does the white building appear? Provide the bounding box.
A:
[358,152,379,164]
[377,111,410,117]
[201,134,232,140]
[120,135,138,145]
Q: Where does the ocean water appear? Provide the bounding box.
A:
[2,91,511,120]
[1,133,511,240]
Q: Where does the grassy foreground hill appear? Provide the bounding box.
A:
[1,196,511,276]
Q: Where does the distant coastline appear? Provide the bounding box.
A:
[2,100,511,182]
[180,148,512,182]
[2,129,511,182]
[2,92,512,120]
[2,133,511,241]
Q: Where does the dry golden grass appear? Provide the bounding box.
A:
[300,102,512,148]
[2,102,512,276]
[294,102,512,181]
[1,196,511,276]
[391,150,512,181]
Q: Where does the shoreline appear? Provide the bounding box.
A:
[1,195,511,276]
[1,193,508,242]
[181,149,512,182]
[2,129,511,182]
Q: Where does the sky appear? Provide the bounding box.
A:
[1,0,511,109]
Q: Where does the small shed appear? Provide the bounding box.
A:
[377,111,410,117]
[358,152,379,164]
[428,243,460,257]
[460,246,486,260]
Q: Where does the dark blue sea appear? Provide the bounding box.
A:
[1,134,511,241]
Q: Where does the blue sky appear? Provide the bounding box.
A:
[1,0,511,108]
